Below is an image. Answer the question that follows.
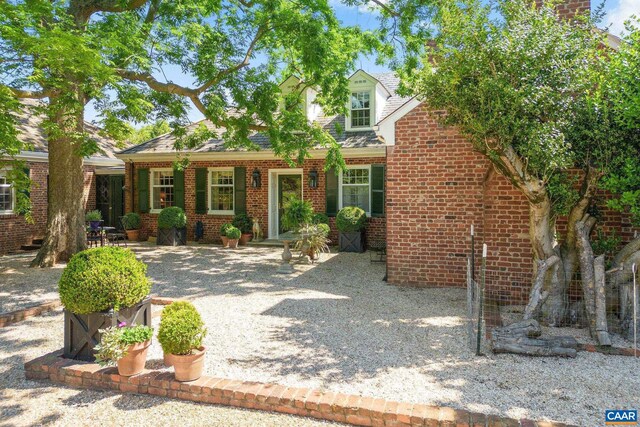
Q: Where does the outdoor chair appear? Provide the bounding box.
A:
[106,217,127,247]
[369,243,386,263]
[86,223,103,247]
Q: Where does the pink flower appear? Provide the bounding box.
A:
[118,321,127,328]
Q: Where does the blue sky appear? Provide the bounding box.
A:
[86,0,640,125]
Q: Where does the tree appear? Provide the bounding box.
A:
[0,0,376,266]
[391,0,639,326]
[127,120,172,145]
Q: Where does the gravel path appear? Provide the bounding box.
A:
[2,243,639,426]
[0,254,63,313]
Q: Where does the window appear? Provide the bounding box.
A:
[151,169,174,211]
[350,91,371,128]
[209,169,234,214]
[340,166,370,213]
[0,172,14,214]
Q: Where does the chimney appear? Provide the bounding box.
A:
[535,0,590,20]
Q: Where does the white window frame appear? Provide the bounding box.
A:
[0,170,15,215]
[338,165,372,216]
[349,90,373,130]
[149,168,175,213]
[208,167,235,215]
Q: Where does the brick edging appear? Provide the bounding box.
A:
[25,351,573,427]
[0,300,62,328]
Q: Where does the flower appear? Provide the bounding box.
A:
[118,321,127,328]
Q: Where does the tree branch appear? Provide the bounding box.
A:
[565,166,602,251]
[71,0,150,24]
[3,86,51,99]
[368,0,400,17]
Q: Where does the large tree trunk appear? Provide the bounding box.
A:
[31,95,87,267]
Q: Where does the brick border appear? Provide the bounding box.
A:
[25,351,573,427]
[0,300,62,328]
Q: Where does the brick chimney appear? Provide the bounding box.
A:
[535,0,590,20]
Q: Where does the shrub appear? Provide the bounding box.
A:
[232,213,252,234]
[225,226,241,240]
[122,212,141,230]
[94,324,153,366]
[312,213,329,225]
[59,247,151,314]
[295,224,330,257]
[317,223,330,237]
[85,210,102,222]
[336,206,367,232]
[157,206,187,229]
[219,222,234,237]
[281,197,313,231]
[157,302,207,355]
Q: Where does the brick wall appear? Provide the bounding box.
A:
[125,157,386,245]
[0,163,96,255]
[535,0,590,19]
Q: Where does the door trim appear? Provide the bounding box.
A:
[268,169,303,239]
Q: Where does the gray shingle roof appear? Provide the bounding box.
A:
[120,71,412,156]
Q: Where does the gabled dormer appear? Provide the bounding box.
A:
[345,70,391,132]
[279,75,321,122]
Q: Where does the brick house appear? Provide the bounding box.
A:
[0,100,125,255]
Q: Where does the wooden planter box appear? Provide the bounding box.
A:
[157,227,187,246]
[338,231,365,253]
[63,297,152,361]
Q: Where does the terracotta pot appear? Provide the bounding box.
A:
[228,239,239,249]
[163,352,174,367]
[171,346,206,382]
[125,229,140,241]
[239,233,252,245]
[117,340,151,377]
[221,236,229,248]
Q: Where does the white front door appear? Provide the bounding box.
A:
[267,169,304,239]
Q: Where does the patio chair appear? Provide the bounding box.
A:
[86,223,102,247]
[369,243,386,263]
[106,217,127,247]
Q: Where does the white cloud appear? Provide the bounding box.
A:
[605,0,640,36]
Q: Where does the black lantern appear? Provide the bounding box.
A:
[309,169,318,189]
[252,168,261,188]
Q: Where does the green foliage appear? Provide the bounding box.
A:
[602,158,640,227]
[225,226,241,240]
[59,247,151,314]
[122,212,141,230]
[591,228,622,268]
[157,302,207,356]
[294,224,331,256]
[281,197,314,231]
[219,222,234,237]
[157,207,187,230]
[317,223,330,237]
[231,213,252,234]
[94,324,153,366]
[85,210,102,222]
[312,213,330,225]
[127,121,171,145]
[336,206,366,232]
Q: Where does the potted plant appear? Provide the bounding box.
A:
[59,247,152,360]
[122,212,141,241]
[336,206,367,252]
[294,224,330,262]
[94,323,153,376]
[157,206,187,246]
[232,213,253,245]
[281,197,313,232]
[157,301,207,382]
[225,226,241,249]
[312,212,330,225]
[85,209,103,230]
[219,222,233,248]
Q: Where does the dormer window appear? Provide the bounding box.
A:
[350,91,371,128]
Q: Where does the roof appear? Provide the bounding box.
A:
[15,99,126,161]
[120,71,413,156]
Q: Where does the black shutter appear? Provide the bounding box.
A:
[137,168,149,213]
[234,167,246,214]
[371,164,385,217]
[325,167,339,216]
[195,168,207,214]
[173,169,185,210]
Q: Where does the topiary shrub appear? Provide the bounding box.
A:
[232,213,252,234]
[219,222,233,236]
[336,206,367,232]
[59,247,151,315]
[281,197,313,231]
[157,206,187,229]
[312,213,329,225]
[225,226,241,240]
[317,223,330,237]
[157,301,207,356]
[122,212,141,230]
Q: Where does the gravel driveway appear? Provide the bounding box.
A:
[2,243,639,426]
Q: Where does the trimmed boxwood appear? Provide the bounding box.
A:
[157,301,207,356]
[336,206,367,232]
[59,247,151,315]
[232,213,252,234]
[317,223,330,237]
[312,212,329,225]
[122,212,141,230]
[225,226,241,240]
[219,222,234,236]
[158,206,187,229]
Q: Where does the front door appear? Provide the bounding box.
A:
[109,175,124,228]
[278,175,302,233]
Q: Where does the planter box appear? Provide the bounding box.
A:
[157,227,187,246]
[239,233,252,245]
[63,297,152,361]
[339,231,365,253]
